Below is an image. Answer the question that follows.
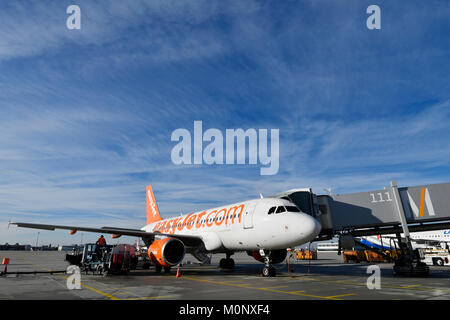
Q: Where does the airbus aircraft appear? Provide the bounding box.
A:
[12,185,321,277]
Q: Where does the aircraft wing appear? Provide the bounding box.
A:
[10,222,202,244]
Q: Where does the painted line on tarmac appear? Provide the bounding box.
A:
[174,276,350,300]
[257,285,289,289]
[20,256,120,300]
[122,296,172,300]
[293,277,450,294]
[326,293,355,299]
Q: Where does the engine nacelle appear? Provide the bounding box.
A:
[248,249,287,264]
[148,238,185,267]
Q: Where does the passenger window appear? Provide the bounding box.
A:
[276,206,286,214]
[268,207,276,215]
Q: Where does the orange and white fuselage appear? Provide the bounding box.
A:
[141,186,321,253]
[12,184,322,274]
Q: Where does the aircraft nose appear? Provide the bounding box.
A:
[299,214,322,240]
[311,216,322,237]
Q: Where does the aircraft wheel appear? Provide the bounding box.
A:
[97,265,103,275]
[220,258,235,269]
[262,266,276,277]
[155,265,162,273]
[164,266,171,273]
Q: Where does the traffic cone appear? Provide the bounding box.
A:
[2,258,9,274]
[176,265,181,278]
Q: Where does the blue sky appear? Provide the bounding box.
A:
[1,0,449,245]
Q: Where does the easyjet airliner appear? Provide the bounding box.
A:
[12,185,321,277]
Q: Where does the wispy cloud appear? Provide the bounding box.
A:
[0,1,449,245]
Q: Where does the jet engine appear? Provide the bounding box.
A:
[148,238,185,267]
[248,249,287,264]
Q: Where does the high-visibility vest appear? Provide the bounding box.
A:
[97,237,106,245]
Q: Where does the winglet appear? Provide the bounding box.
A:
[146,185,163,225]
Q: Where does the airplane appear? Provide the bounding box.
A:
[11,185,322,277]
[359,230,450,250]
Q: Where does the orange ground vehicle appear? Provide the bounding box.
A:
[364,250,387,262]
[295,250,317,260]
[342,250,366,263]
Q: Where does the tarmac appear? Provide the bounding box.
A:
[1,250,450,300]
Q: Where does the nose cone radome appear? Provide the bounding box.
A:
[298,214,322,243]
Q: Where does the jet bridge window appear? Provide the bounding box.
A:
[275,206,286,214]
[268,207,276,215]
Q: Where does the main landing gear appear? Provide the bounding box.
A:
[261,250,276,277]
[219,252,235,270]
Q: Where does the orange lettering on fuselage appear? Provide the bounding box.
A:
[158,220,167,232]
[195,211,207,228]
[177,213,195,232]
[205,210,216,227]
[228,204,245,224]
[152,222,161,232]
[214,208,227,226]
[150,203,246,233]
[170,217,183,234]
[186,213,197,230]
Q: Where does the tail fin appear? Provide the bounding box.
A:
[146,185,163,225]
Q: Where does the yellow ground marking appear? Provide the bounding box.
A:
[173,276,349,300]
[326,293,355,299]
[122,296,172,300]
[296,277,450,293]
[288,290,306,293]
[115,291,135,295]
[257,285,289,290]
[20,256,120,300]
[401,284,422,288]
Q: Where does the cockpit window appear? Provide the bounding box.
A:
[275,206,286,214]
[285,206,301,212]
[268,207,276,215]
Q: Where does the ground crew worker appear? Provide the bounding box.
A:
[96,235,106,246]
[95,235,106,261]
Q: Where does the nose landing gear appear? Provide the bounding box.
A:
[261,250,276,277]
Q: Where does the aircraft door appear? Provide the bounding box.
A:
[243,202,257,229]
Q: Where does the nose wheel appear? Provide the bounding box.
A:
[261,250,276,277]
[262,266,276,277]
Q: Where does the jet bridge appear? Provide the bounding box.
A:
[270,181,450,275]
